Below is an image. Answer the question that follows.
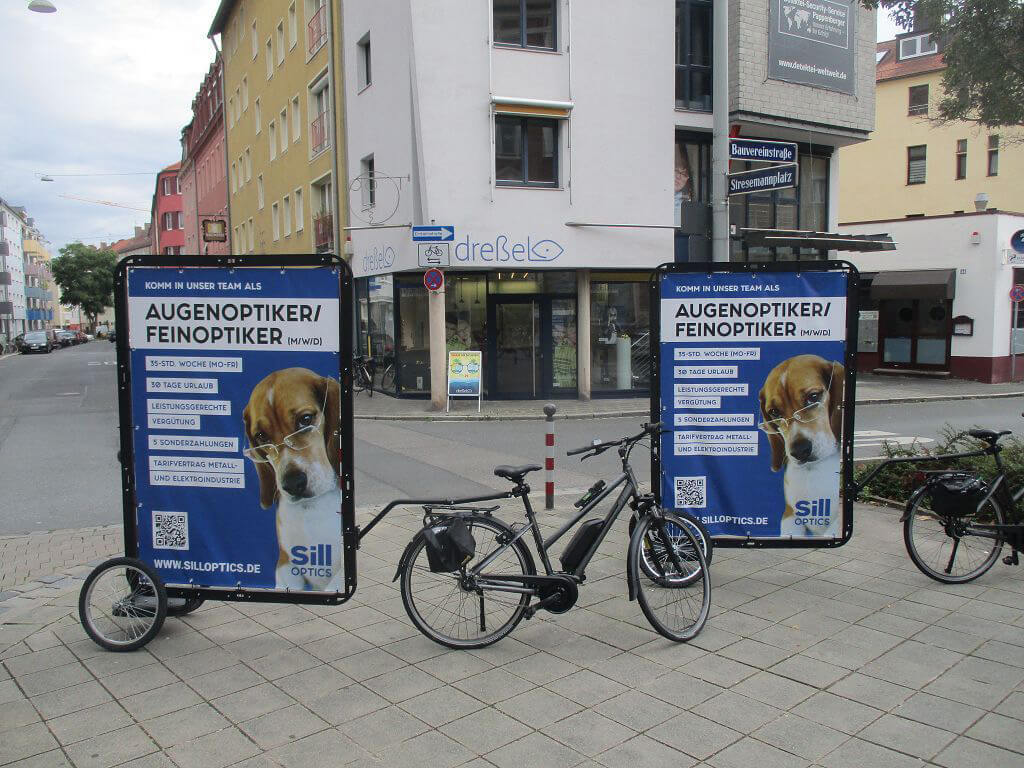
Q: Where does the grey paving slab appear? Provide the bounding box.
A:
[858,713,956,760]
[596,733,698,768]
[933,736,1024,768]
[647,710,742,761]
[752,712,848,761]
[494,686,584,729]
[706,737,811,768]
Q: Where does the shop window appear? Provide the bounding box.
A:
[955,139,967,180]
[397,276,430,393]
[908,84,928,116]
[988,135,999,176]
[445,274,487,384]
[495,116,558,187]
[675,0,713,111]
[590,274,651,393]
[356,276,396,393]
[907,145,927,184]
[493,0,556,50]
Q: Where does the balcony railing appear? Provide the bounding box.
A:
[313,212,333,249]
[307,4,327,55]
[310,111,331,156]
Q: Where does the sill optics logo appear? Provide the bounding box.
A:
[290,544,333,578]
[794,497,831,527]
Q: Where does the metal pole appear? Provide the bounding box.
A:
[1013,298,1018,381]
[543,403,556,510]
[711,0,730,262]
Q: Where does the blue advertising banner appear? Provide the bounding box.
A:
[656,267,855,544]
[125,265,348,592]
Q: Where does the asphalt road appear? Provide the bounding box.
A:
[1,342,1022,535]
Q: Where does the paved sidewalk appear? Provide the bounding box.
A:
[354,373,1024,421]
[3,501,1024,768]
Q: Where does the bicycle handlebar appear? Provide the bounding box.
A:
[567,422,665,457]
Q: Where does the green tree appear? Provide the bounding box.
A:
[861,0,1024,129]
[50,243,118,328]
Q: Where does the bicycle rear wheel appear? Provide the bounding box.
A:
[629,512,710,642]
[400,515,535,649]
[631,511,712,585]
[904,490,1004,584]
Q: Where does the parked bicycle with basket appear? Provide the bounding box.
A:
[374,422,711,647]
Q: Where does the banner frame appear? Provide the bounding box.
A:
[114,252,357,605]
[649,260,860,549]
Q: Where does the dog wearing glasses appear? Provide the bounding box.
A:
[242,367,342,590]
[758,355,844,539]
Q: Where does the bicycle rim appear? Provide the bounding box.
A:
[81,561,165,650]
[904,494,1004,584]
[640,512,710,586]
[632,513,710,642]
[401,516,532,648]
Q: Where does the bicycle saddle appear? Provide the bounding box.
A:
[493,464,542,483]
[968,429,1011,443]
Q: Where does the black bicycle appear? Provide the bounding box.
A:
[352,354,375,396]
[856,427,1024,584]
[373,422,711,648]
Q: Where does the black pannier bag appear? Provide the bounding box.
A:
[422,517,477,572]
[927,472,988,516]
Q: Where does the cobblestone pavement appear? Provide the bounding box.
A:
[2,501,1024,767]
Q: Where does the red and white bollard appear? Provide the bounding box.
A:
[543,403,556,510]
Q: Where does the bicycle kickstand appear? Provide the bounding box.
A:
[1003,551,1019,566]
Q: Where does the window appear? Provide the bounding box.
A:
[283,195,292,237]
[175,176,180,194]
[230,162,237,192]
[276,22,285,65]
[294,188,304,231]
[955,139,967,180]
[291,96,300,142]
[310,79,331,155]
[306,0,328,55]
[590,274,651,392]
[360,154,376,208]
[288,3,297,49]
[248,218,255,252]
[357,33,372,89]
[241,77,248,111]
[266,38,273,78]
[675,0,713,111]
[988,135,999,176]
[244,148,252,182]
[899,33,937,60]
[251,20,258,58]
[162,178,171,196]
[269,120,277,160]
[495,116,558,186]
[255,97,261,133]
[257,175,265,209]
[907,145,927,184]
[163,212,173,230]
[280,108,288,153]
[177,212,184,229]
[908,84,928,116]
[272,202,280,240]
[493,0,556,49]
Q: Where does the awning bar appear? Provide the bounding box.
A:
[565,222,678,229]
[492,96,574,110]
[342,223,412,231]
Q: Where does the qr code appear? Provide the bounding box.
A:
[674,476,706,509]
[153,511,189,550]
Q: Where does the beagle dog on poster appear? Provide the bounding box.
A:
[659,270,850,541]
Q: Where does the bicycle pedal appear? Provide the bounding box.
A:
[523,606,536,620]
[1003,553,1019,566]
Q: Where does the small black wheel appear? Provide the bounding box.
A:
[79,557,167,652]
[167,596,206,617]
[904,490,1004,584]
[630,511,712,584]
[381,365,396,391]
[629,512,710,642]
[352,370,367,393]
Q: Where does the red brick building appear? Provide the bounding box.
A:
[151,162,184,255]
[180,59,229,256]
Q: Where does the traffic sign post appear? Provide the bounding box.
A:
[1012,285,1024,380]
[1011,285,1024,303]
[412,226,455,242]
[423,268,444,292]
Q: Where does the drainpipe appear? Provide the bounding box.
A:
[711,0,729,262]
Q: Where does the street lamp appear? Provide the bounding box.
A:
[28,1,57,12]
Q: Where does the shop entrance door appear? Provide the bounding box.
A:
[879,298,951,370]
[490,296,577,398]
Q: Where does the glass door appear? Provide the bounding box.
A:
[879,299,950,370]
[492,298,540,398]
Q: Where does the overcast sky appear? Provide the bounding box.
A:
[0,2,904,256]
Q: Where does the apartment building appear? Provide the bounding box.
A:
[838,30,1023,382]
[20,214,55,331]
[0,199,27,342]
[209,0,346,256]
[180,58,230,256]
[152,163,185,255]
[344,0,877,401]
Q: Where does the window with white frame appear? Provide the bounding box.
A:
[276,21,285,65]
[309,77,331,155]
[272,202,280,240]
[251,20,258,58]
[230,162,237,192]
[288,3,297,49]
[162,178,171,195]
[269,120,277,160]
[283,195,292,237]
[255,98,261,133]
[899,33,937,60]
[242,77,248,111]
[280,108,288,153]
[248,218,255,251]
[257,175,265,209]
[294,188,304,231]
[357,33,371,89]
[175,175,180,194]
[244,148,252,182]
[360,154,375,208]
[291,96,301,142]
[177,211,184,229]
[163,212,174,230]
[266,38,273,78]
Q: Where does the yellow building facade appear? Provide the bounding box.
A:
[210,0,346,257]
[21,235,58,330]
[839,35,1022,223]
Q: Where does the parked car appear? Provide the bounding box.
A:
[56,330,76,347]
[84,333,94,341]
[73,330,87,344]
[21,331,53,354]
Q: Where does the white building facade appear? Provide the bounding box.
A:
[343,0,876,401]
[0,199,27,342]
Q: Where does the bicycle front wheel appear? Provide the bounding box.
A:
[79,557,167,652]
[400,515,535,649]
[631,511,712,585]
[629,512,710,642]
[904,490,1004,584]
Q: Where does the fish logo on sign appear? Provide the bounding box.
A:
[530,240,564,262]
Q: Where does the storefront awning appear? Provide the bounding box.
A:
[870,269,956,300]
[740,229,896,252]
